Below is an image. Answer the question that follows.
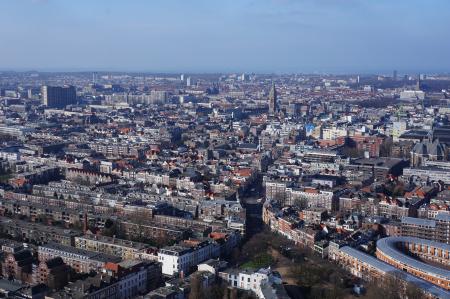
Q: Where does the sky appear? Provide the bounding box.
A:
[0,0,449,74]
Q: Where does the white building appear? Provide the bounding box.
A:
[321,126,347,140]
[219,268,283,299]
[400,90,425,100]
[158,240,220,276]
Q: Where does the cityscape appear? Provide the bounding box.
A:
[1,1,450,299]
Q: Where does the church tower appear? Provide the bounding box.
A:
[268,82,278,115]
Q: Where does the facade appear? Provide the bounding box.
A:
[38,243,121,273]
[265,182,338,211]
[34,257,70,290]
[158,240,220,276]
[403,167,450,185]
[75,234,153,260]
[105,260,162,299]
[401,213,450,244]
[376,237,450,290]
[1,249,33,284]
[321,126,348,140]
[332,246,449,298]
[41,85,77,108]
[0,217,81,246]
[219,268,285,299]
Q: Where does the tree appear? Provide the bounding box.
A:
[364,275,402,299]
[102,219,122,237]
[188,274,203,299]
[380,138,393,157]
[293,197,308,210]
[342,146,363,158]
[405,282,426,299]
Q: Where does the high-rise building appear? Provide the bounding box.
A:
[186,77,192,87]
[416,74,421,91]
[41,85,77,108]
[239,73,249,82]
[393,70,397,81]
[268,83,278,115]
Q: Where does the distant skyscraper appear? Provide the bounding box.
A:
[180,74,185,82]
[268,83,278,115]
[41,85,77,108]
[240,73,248,82]
[186,77,192,87]
[393,70,397,81]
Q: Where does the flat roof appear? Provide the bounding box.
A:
[401,216,436,228]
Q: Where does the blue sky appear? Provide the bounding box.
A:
[0,0,449,73]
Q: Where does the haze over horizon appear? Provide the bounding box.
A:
[1,0,449,74]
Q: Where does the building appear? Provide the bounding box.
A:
[41,85,77,108]
[376,237,450,290]
[219,267,286,299]
[403,167,450,185]
[321,126,348,141]
[38,242,121,273]
[346,157,408,181]
[392,121,407,142]
[34,257,70,290]
[105,260,162,298]
[145,285,184,299]
[0,125,34,138]
[400,90,425,100]
[47,273,120,299]
[268,83,278,115]
[0,217,81,246]
[302,208,327,225]
[332,246,449,298]
[401,213,450,244]
[158,240,220,276]
[75,234,153,260]
[411,137,447,167]
[337,135,385,158]
[1,249,33,284]
[0,280,46,299]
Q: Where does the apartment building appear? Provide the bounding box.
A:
[75,234,153,260]
[38,243,121,273]
[401,213,450,244]
[158,240,220,276]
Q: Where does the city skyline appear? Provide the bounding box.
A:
[1,0,450,73]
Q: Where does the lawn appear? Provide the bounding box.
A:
[240,252,273,270]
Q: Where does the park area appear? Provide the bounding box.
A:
[231,228,425,299]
